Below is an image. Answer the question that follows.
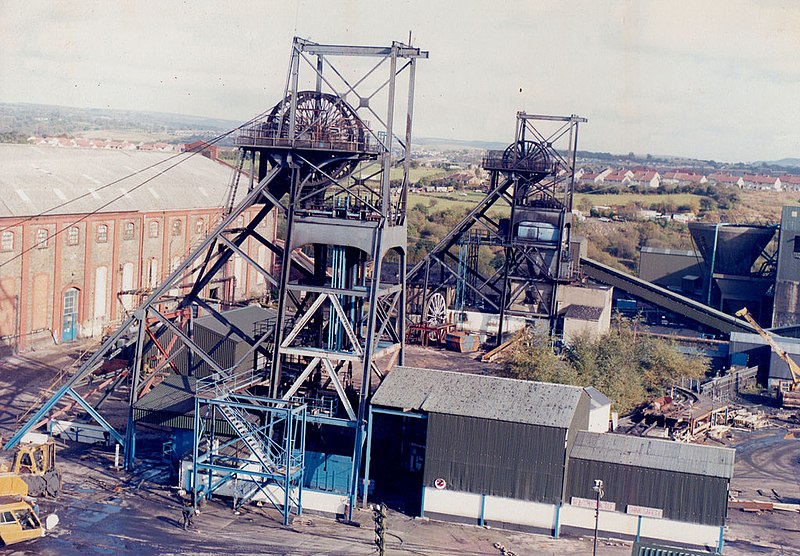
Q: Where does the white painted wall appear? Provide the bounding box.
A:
[423,487,482,519]
[587,402,611,433]
[560,504,720,548]
[449,310,527,336]
[640,515,720,547]
[421,488,722,551]
[484,495,557,529]
[561,504,638,535]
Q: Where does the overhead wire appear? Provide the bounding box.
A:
[0,108,272,271]
[0,108,271,234]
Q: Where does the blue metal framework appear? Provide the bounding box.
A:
[192,385,307,525]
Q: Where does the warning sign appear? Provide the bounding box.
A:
[434,478,447,490]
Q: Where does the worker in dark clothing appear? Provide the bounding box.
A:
[181,501,196,530]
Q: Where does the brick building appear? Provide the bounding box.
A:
[0,144,276,352]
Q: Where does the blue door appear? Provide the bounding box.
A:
[62,288,79,342]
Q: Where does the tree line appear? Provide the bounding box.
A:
[501,320,708,414]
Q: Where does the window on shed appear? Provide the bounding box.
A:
[149,221,159,238]
[1,231,14,251]
[67,226,79,246]
[96,224,108,243]
[123,222,135,240]
[172,219,182,236]
[36,228,48,249]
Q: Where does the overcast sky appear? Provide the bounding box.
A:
[2,0,799,163]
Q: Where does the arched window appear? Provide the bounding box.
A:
[148,221,159,238]
[36,228,49,249]
[96,224,108,243]
[195,218,205,234]
[1,231,14,252]
[172,219,182,236]
[67,226,79,246]
[123,222,135,240]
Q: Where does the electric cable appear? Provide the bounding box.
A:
[0,106,275,236]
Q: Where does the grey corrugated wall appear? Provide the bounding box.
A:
[565,459,729,526]
[142,323,237,377]
[423,412,567,504]
[563,391,590,498]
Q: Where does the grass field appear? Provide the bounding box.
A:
[574,192,701,210]
[390,166,451,183]
[408,191,704,214]
[407,191,504,214]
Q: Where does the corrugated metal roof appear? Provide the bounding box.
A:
[641,246,698,257]
[564,304,603,321]
[134,372,195,414]
[570,431,735,479]
[0,144,239,217]
[584,386,611,408]
[371,366,584,428]
[195,305,277,340]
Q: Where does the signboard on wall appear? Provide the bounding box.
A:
[626,505,664,519]
[570,496,616,511]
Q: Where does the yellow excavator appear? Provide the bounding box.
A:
[736,307,800,409]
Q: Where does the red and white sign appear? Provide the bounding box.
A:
[626,505,663,519]
[434,478,447,490]
[570,497,616,511]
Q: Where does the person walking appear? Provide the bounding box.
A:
[181,501,196,530]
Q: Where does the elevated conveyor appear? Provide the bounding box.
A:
[581,257,753,335]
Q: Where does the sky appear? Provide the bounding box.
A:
[1,0,799,163]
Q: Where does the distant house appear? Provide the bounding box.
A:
[779,175,800,191]
[661,171,705,186]
[632,170,660,188]
[583,167,613,185]
[708,173,744,187]
[743,174,781,190]
[603,169,634,187]
[635,209,660,220]
[671,212,697,223]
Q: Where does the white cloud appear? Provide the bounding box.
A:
[1,0,799,161]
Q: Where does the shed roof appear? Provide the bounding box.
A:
[371,366,585,428]
[134,372,195,414]
[0,144,240,218]
[584,386,611,409]
[195,305,277,340]
[570,431,735,479]
[564,304,603,322]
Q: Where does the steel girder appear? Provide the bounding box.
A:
[4,160,292,463]
[407,113,586,341]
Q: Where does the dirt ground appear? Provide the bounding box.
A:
[1,343,798,555]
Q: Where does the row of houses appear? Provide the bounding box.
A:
[28,135,179,152]
[578,167,800,191]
